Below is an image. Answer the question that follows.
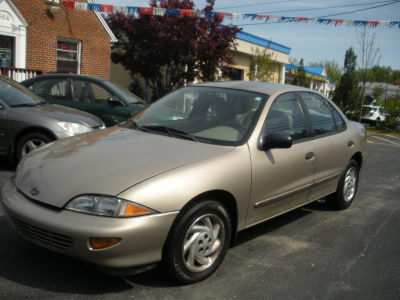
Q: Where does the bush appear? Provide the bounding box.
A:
[377,96,400,131]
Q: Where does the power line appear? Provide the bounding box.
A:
[216,0,295,10]
[234,0,400,26]
[252,0,398,15]
[318,0,400,18]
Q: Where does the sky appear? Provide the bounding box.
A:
[94,0,400,70]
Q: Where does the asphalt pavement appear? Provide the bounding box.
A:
[0,133,399,299]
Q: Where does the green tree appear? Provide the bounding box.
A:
[379,94,400,131]
[333,47,361,118]
[107,0,240,101]
[368,65,392,82]
[391,70,400,82]
[248,48,275,82]
[372,85,385,103]
[357,27,381,121]
[293,58,309,87]
[309,60,342,84]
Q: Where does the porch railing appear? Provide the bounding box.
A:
[0,67,43,82]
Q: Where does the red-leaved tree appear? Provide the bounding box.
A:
[107,0,240,101]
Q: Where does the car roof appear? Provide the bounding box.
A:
[23,74,107,82]
[193,81,312,96]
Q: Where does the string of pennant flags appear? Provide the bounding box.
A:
[64,1,400,29]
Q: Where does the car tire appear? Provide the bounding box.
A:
[163,200,232,284]
[327,159,359,210]
[16,132,52,162]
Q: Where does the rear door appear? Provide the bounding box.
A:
[298,92,350,200]
[26,78,73,107]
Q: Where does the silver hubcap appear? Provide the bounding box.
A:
[182,213,225,273]
[21,138,46,157]
[343,167,357,202]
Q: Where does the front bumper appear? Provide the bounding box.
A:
[1,179,178,268]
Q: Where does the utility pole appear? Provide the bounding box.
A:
[384,71,389,103]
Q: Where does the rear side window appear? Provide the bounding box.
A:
[263,93,307,141]
[299,92,335,136]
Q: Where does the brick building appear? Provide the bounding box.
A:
[0,0,116,79]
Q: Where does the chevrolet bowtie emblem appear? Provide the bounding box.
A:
[30,188,40,196]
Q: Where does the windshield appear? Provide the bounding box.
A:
[103,80,145,104]
[0,76,46,107]
[130,86,268,146]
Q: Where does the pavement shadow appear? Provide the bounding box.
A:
[304,198,332,211]
[0,157,15,172]
[234,207,312,247]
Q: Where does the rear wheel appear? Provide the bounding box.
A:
[16,132,52,162]
[163,200,232,284]
[327,159,359,210]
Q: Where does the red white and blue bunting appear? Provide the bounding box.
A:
[64,1,400,29]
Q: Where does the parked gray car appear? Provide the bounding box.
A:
[0,75,105,162]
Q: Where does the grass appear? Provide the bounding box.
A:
[365,125,400,136]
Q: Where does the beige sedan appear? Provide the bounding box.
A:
[1,81,366,284]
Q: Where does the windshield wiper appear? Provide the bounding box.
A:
[10,103,38,107]
[121,119,147,132]
[141,125,198,141]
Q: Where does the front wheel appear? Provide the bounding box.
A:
[16,132,52,162]
[327,159,359,210]
[163,200,232,284]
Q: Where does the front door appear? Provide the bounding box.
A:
[71,79,130,126]
[0,35,14,67]
[246,92,315,226]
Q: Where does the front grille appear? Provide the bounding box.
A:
[12,217,74,250]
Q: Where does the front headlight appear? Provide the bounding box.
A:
[65,195,155,217]
[57,122,92,136]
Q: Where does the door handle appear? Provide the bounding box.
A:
[305,152,315,160]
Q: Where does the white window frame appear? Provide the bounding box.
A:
[56,38,81,74]
[44,0,61,6]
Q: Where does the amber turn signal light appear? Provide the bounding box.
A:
[90,237,121,249]
[123,203,151,216]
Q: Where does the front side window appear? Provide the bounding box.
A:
[131,86,268,145]
[103,80,144,104]
[71,80,112,103]
[90,82,113,102]
[56,40,81,74]
[299,92,335,136]
[262,93,307,141]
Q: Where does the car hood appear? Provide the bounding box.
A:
[13,104,102,127]
[15,127,233,208]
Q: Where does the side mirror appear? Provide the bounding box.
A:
[107,97,125,107]
[258,133,292,151]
